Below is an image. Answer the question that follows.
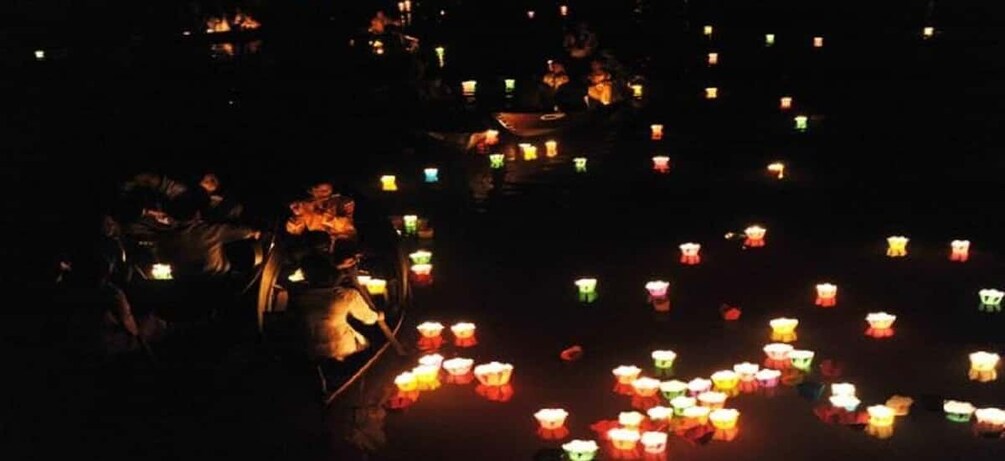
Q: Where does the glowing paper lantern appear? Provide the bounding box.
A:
[640,432,667,454]
[763,343,794,361]
[969,351,999,382]
[412,364,440,390]
[780,96,792,110]
[416,322,444,339]
[473,362,514,386]
[442,357,474,376]
[865,312,897,338]
[688,378,712,396]
[744,225,766,248]
[705,87,719,99]
[35,50,45,60]
[450,322,477,347]
[979,289,1003,313]
[562,440,599,461]
[560,5,569,16]
[711,371,740,392]
[698,391,728,409]
[544,140,558,158]
[660,380,688,401]
[709,408,740,430]
[813,36,824,48]
[755,369,781,388]
[923,27,935,38]
[646,406,672,422]
[886,236,909,257]
[868,405,895,427]
[814,283,837,307]
[357,274,371,285]
[703,25,713,37]
[287,268,305,282]
[575,278,598,303]
[767,162,785,179]
[734,363,759,382]
[394,371,418,392]
[526,10,535,19]
[974,408,1005,432]
[461,80,477,97]
[365,278,387,295]
[435,46,445,67]
[765,34,775,46]
[573,157,588,172]
[484,129,500,145]
[683,406,711,424]
[618,411,645,430]
[651,156,671,173]
[607,428,640,451]
[534,409,569,430]
[630,84,644,100]
[423,168,439,183]
[403,215,418,235]
[651,350,676,370]
[632,377,661,398]
[671,396,697,416]
[769,318,799,343]
[831,383,856,397]
[830,395,861,412]
[504,78,516,94]
[789,350,815,371]
[151,263,173,280]
[380,175,398,191]
[418,353,444,369]
[650,124,664,140]
[645,281,670,299]
[708,52,719,65]
[794,115,808,131]
[613,366,642,385]
[679,242,701,265]
[489,153,505,169]
[409,250,432,265]
[950,240,970,262]
[943,401,975,423]
[519,143,538,161]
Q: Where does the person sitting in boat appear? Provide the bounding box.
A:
[233,9,261,30]
[368,10,400,35]
[206,16,231,34]
[198,172,244,223]
[586,59,615,106]
[286,182,357,241]
[564,22,598,60]
[312,281,383,361]
[158,189,261,277]
[543,61,570,91]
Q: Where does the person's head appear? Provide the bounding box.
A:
[199,173,220,194]
[130,172,162,189]
[310,182,334,201]
[305,231,332,254]
[549,61,566,74]
[166,189,210,222]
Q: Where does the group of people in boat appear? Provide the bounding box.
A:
[205,9,261,34]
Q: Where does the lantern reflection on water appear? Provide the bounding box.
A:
[969,351,999,382]
[652,156,671,173]
[151,263,173,280]
[534,408,569,430]
[650,124,664,140]
[789,350,815,371]
[979,289,1003,313]
[640,431,667,454]
[769,318,799,343]
[562,440,599,461]
[545,140,558,157]
[679,243,701,265]
[744,225,766,247]
[865,312,896,338]
[474,362,513,386]
[950,239,970,262]
[943,400,975,423]
[608,428,641,451]
[575,278,598,303]
[380,175,397,191]
[815,283,837,307]
[886,236,909,257]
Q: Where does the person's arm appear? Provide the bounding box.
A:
[347,289,381,325]
[111,289,139,337]
[218,223,260,244]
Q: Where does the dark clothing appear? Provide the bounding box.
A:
[158,220,256,276]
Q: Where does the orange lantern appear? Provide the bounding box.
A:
[451,322,477,347]
[868,405,895,427]
[484,129,499,146]
[969,351,999,382]
[652,156,671,173]
[744,225,766,247]
[950,240,970,262]
[612,365,642,385]
[814,283,837,307]
[679,242,701,265]
[545,140,558,158]
[650,124,664,140]
[865,312,896,338]
[632,377,661,398]
[769,317,798,343]
[708,52,719,65]
[474,362,513,386]
[780,96,792,110]
[698,391,728,410]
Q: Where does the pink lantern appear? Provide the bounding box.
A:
[679,243,701,265]
[650,124,664,140]
[815,283,837,307]
[652,156,671,173]
[755,369,781,388]
[744,225,766,247]
[645,280,669,298]
[950,240,970,262]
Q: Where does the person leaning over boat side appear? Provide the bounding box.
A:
[197,172,244,223]
[157,189,261,278]
[313,275,384,362]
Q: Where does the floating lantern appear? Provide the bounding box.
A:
[683,406,711,424]
[632,377,662,398]
[412,364,440,390]
[504,78,516,94]
[380,175,398,191]
[943,401,975,423]
[534,409,569,430]
[923,26,934,39]
[450,322,477,347]
[442,357,474,376]
[794,115,808,131]
[789,350,815,371]
[975,408,1005,432]
[708,52,719,65]
[765,34,776,46]
[618,411,645,430]
[423,168,439,183]
[769,318,799,343]
[868,405,895,427]
[830,395,861,412]
[651,156,671,173]
[34,50,45,60]
[645,281,670,300]
[403,215,418,235]
[630,83,644,100]
[287,268,305,282]
[979,289,1003,313]
[562,440,599,461]
[969,351,999,382]
[394,372,418,392]
[950,240,970,262]
[417,321,444,339]
[461,80,477,97]
[409,250,432,265]
[489,153,505,169]
[473,362,513,386]
[151,263,173,280]
[814,283,837,307]
[679,242,701,265]
[545,140,558,158]
[688,378,712,396]
[780,96,792,110]
[698,391,728,409]
[613,366,642,385]
[651,350,676,370]
[886,236,909,257]
[640,432,667,454]
[435,46,445,67]
[365,278,387,295]
[607,428,640,451]
[709,409,740,430]
[518,143,538,161]
[660,380,688,401]
[647,406,672,422]
[418,353,444,369]
[560,5,569,16]
[763,343,794,361]
[526,10,535,19]
[865,312,897,338]
[755,369,781,388]
[573,157,588,172]
[744,225,766,247]
[767,162,785,179]
[813,36,824,48]
[734,363,759,382]
[703,25,713,37]
[484,129,499,146]
[711,371,740,392]
[886,395,913,416]
[831,383,856,397]
[575,278,598,303]
[705,87,719,99]
[671,396,697,416]
[650,124,664,140]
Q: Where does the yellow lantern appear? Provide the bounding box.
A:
[733,362,759,382]
[607,428,640,451]
[698,391,728,409]
[767,162,785,179]
[950,239,970,262]
[709,408,740,430]
[640,431,667,454]
[473,361,514,386]
[365,278,387,295]
[631,377,661,398]
[969,351,1000,382]
[780,96,792,110]
[769,317,798,343]
[484,129,499,145]
[867,405,895,427]
[710,370,739,392]
[708,52,718,65]
[394,371,418,392]
[650,124,664,140]
[618,411,645,430]
[612,365,642,385]
[442,357,474,376]
[765,33,776,46]
[287,268,305,282]
[814,283,837,307]
[544,140,558,157]
[151,263,173,280]
[534,408,569,430]
[705,87,718,99]
[923,26,934,39]
[519,143,538,161]
[886,236,909,257]
[630,83,644,99]
[412,364,440,390]
[380,175,398,191]
[450,322,476,339]
[703,25,713,37]
[461,80,477,96]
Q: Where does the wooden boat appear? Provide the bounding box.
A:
[492,111,594,137]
